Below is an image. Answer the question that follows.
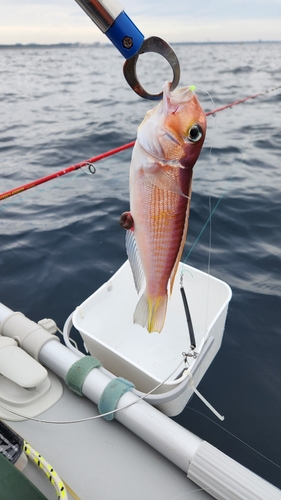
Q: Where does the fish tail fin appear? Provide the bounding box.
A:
[134,291,168,333]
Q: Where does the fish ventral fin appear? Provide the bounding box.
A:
[134,292,168,333]
[126,229,145,294]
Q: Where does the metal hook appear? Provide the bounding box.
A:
[123,36,180,100]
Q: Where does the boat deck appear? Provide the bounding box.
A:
[9,382,213,500]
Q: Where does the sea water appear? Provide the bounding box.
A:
[0,42,280,489]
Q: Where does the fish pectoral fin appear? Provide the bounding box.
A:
[126,230,145,294]
[143,161,189,198]
[134,292,168,333]
[119,211,134,230]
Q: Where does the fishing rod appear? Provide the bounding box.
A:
[0,86,280,203]
[0,141,135,202]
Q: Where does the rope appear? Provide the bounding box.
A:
[0,85,280,203]
[24,441,68,499]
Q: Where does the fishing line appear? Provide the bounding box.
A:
[178,86,218,351]
[203,194,213,342]
[180,113,254,346]
[182,88,217,267]
[170,486,206,499]
[183,101,263,266]
[181,85,217,277]
[0,344,225,424]
[0,356,187,424]
[194,87,216,339]
[186,406,281,472]
[196,86,217,123]
[182,149,232,265]
[180,82,281,357]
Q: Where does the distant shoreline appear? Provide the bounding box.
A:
[0,40,280,49]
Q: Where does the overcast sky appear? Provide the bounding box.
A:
[0,0,280,45]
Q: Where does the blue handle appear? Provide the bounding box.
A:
[106,11,144,59]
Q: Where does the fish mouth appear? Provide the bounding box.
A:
[163,81,195,108]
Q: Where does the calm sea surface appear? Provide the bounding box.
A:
[0,42,281,490]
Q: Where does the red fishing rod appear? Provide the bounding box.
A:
[0,141,135,202]
[0,86,279,203]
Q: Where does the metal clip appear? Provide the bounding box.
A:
[179,271,184,288]
[182,349,199,361]
[123,36,180,100]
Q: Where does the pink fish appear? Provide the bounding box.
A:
[120,82,207,332]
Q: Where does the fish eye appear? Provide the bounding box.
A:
[188,124,203,143]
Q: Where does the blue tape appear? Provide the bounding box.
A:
[98,377,135,421]
[65,356,101,396]
[106,11,144,59]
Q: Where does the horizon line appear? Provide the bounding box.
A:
[0,40,280,48]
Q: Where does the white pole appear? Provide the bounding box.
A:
[40,340,202,472]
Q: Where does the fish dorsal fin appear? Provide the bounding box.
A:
[126,230,145,293]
